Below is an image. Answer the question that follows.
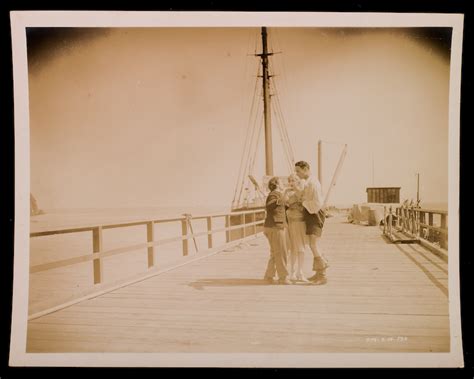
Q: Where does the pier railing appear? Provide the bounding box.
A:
[30,209,265,286]
[383,204,448,252]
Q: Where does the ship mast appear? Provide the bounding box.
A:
[259,27,273,176]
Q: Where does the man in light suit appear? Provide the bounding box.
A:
[295,161,329,285]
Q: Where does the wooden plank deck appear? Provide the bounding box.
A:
[27,215,449,353]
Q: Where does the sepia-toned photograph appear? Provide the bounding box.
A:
[9,11,463,367]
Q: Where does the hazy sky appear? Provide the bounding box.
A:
[27,27,451,209]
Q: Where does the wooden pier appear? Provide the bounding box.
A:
[27,212,449,353]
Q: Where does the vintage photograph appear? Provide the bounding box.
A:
[10,12,463,367]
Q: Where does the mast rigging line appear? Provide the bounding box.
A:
[269,36,295,166]
[266,55,295,166]
[255,40,295,173]
[233,30,263,208]
[249,106,264,175]
[236,96,262,207]
[246,99,261,174]
[232,30,262,206]
[270,77,295,166]
[246,62,262,129]
[272,29,291,108]
[236,88,262,207]
[236,110,262,208]
[232,62,262,206]
[239,29,256,117]
[273,91,295,165]
[273,108,293,173]
[248,90,263,170]
[242,67,262,178]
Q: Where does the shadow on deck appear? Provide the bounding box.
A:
[27,215,449,353]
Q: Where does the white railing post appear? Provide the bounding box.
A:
[388,206,393,238]
[394,207,398,229]
[92,227,103,284]
[181,218,189,256]
[383,206,387,235]
[225,215,230,242]
[207,216,213,249]
[428,212,434,242]
[403,205,408,233]
[252,212,257,236]
[419,211,425,239]
[146,222,155,268]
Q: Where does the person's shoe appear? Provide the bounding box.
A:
[296,275,310,283]
[278,278,292,285]
[307,273,319,282]
[312,257,330,271]
[263,276,275,284]
[312,276,328,285]
[289,274,297,281]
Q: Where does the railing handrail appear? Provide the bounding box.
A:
[386,205,448,251]
[413,208,448,216]
[30,209,266,278]
[397,207,448,230]
[30,209,266,237]
[30,219,264,274]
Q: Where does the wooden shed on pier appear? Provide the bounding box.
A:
[366,187,401,204]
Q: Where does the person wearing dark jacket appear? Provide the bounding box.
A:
[263,177,291,285]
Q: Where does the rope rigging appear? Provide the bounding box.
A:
[272,105,293,173]
[233,28,348,210]
[233,27,296,209]
[268,30,295,166]
[232,61,261,207]
[269,66,294,168]
[249,110,264,175]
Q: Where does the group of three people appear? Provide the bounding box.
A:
[263,161,329,285]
